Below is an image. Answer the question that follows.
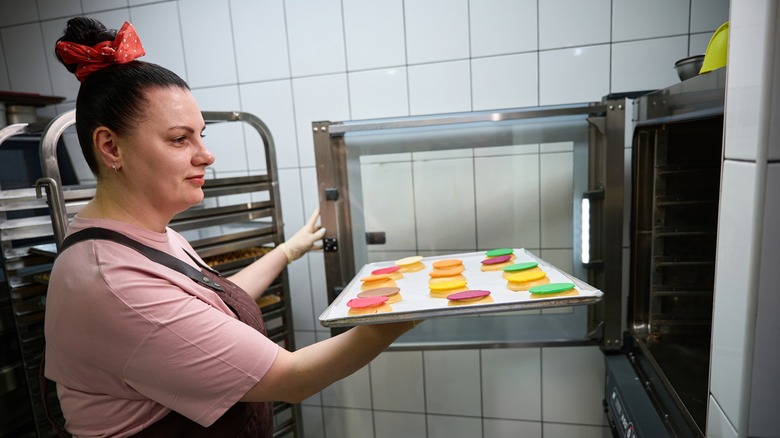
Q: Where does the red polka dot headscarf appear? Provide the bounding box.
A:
[55,21,146,82]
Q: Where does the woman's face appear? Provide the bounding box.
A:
[117,86,214,216]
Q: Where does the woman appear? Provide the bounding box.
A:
[44,17,415,438]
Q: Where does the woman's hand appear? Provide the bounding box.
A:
[278,208,326,264]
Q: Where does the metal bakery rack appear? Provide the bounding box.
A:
[0,110,301,437]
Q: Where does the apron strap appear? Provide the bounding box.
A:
[61,228,224,292]
[39,354,72,438]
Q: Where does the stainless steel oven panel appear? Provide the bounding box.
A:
[313,103,629,348]
[622,69,726,437]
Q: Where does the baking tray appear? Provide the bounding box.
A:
[319,249,603,327]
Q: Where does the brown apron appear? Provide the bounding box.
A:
[41,227,273,438]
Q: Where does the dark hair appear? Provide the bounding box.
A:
[55,17,189,176]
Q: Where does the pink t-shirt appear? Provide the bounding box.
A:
[44,216,279,437]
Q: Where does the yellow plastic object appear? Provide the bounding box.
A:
[700,21,729,73]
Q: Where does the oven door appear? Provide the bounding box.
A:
[313,101,626,348]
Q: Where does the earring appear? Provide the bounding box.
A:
[112,164,118,173]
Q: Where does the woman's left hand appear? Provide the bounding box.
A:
[279,208,326,263]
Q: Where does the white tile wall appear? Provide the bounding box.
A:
[0,0,38,27]
[291,73,350,167]
[239,80,298,169]
[2,23,53,94]
[469,0,537,57]
[307,251,330,334]
[540,152,574,248]
[322,364,373,409]
[427,414,482,438]
[472,53,538,111]
[481,348,542,421]
[178,0,237,88]
[690,0,730,34]
[300,405,326,438]
[370,351,426,413]
[343,0,405,71]
[689,32,713,56]
[474,153,541,249]
[230,0,290,82]
[36,0,81,20]
[424,350,481,416]
[348,68,410,120]
[285,0,346,77]
[323,407,374,438]
[612,0,690,42]
[405,0,469,65]
[82,0,128,13]
[544,423,610,438]
[374,411,427,438]
[542,346,605,425]
[483,418,542,437]
[288,255,315,332]
[611,36,688,93]
[129,1,188,83]
[1,2,735,437]
[413,155,477,251]
[539,45,610,105]
[539,0,611,50]
[408,60,471,115]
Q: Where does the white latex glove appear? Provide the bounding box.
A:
[279,208,326,264]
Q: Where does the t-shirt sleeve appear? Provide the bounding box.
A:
[102,259,279,426]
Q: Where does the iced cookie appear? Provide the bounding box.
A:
[506,270,550,291]
[395,255,425,273]
[358,286,402,304]
[447,289,494,306]
[502,261,543,279]
[528,282,579,299]
[346,296,393,315]
[481,254,513,271]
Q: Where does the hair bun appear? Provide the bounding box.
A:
[55,17,117,73]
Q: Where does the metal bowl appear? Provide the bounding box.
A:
[674,55,705,81]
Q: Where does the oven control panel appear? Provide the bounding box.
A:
[604,355,669,438]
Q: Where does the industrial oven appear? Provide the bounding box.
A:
[313,68,725,437]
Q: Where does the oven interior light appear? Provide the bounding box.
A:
[581,198,590,265]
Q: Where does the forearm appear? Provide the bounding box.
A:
[241,321,415,403]
[227,246,288,301]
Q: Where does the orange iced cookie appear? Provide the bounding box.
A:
[432,259,463,270]
[358,286,402,304]
[395,255,425,273]
[360,273,397,291]
[506,270,550,291]
[481,255,513,271]
[372,265,404,280]
[429,265,465,278]
[346,296,392,315]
